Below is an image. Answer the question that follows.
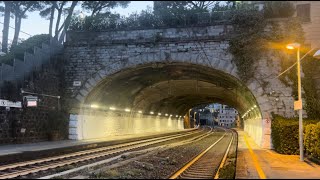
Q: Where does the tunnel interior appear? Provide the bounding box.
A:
[84,62,261,117]
[78,62,262,140]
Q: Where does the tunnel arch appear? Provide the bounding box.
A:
[81,62,261,118]
[71,61,265,145]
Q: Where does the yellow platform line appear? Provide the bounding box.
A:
[243,133,266,179]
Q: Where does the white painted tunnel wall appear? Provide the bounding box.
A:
[69,111,184,140]
[244,117,263,147]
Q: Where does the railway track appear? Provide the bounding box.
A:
[0,128,211,179]
[169,128,236,179]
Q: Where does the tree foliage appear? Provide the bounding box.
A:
[10,1,44,47]
[81,1,130,16]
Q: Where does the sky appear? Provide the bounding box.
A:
[0,1,153,43]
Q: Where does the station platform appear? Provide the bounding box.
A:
[235,129,320,179]
[0,129,192,159]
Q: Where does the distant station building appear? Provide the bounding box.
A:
[215,104,238,128]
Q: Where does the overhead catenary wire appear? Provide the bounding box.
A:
[277,47,316,78]
[0,21,33,37]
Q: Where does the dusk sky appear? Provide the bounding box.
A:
[0,1,153,42]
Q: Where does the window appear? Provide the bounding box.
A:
[296,4,311,22]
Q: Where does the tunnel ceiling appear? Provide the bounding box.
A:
[84,62,260,116]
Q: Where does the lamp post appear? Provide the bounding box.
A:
[194,112,197,127]
[286,43,320,161]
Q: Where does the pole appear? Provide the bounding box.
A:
[297,47,304,161]
[194,112,197,127]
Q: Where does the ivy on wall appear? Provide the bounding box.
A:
[228,9,267,83]
[301,55,320,120]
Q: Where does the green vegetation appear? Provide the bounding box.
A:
[271,114,319,155]
[0,34,50,65]
[228,9,267,83]
[304,122,320,160]
[218,161,236,179]
[301,55,320,120]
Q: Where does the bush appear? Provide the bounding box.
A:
[218,161,236,179]
[304,122,320,160]
[0,34,50,65]
[271,115,319,154]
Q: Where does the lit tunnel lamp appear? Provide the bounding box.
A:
[165,114,169,116]
[109,107,116,110]
[125,108,131,112]
[90,104,99,109]
[241,105,258,119]
[150,111,154,115]
[158,113,162,116]
[138,110,143,114]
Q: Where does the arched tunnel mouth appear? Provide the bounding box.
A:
[83,62,262,119]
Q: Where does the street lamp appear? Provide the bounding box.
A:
[286,43,320,161]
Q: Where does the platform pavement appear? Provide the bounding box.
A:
[0,129,191,157]
[235,129,320,179]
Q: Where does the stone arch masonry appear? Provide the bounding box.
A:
[64,25,297,148]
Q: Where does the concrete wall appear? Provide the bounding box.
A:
[292,1,320,48]
[69,109,184,140]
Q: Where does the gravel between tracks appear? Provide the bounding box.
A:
[73,128,227,179]
[17,129,206,179]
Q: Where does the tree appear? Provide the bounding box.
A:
[153,1,216,26]
[57,1,78,43]
[11,1,44,47]
[53,1,67,40]
[153,1,216,13]
[82,1,130,16]
[186,1,216,10]
[39,1,57,37]
[1,1,12,53]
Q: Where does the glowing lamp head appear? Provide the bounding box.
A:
[286,43,300,50]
